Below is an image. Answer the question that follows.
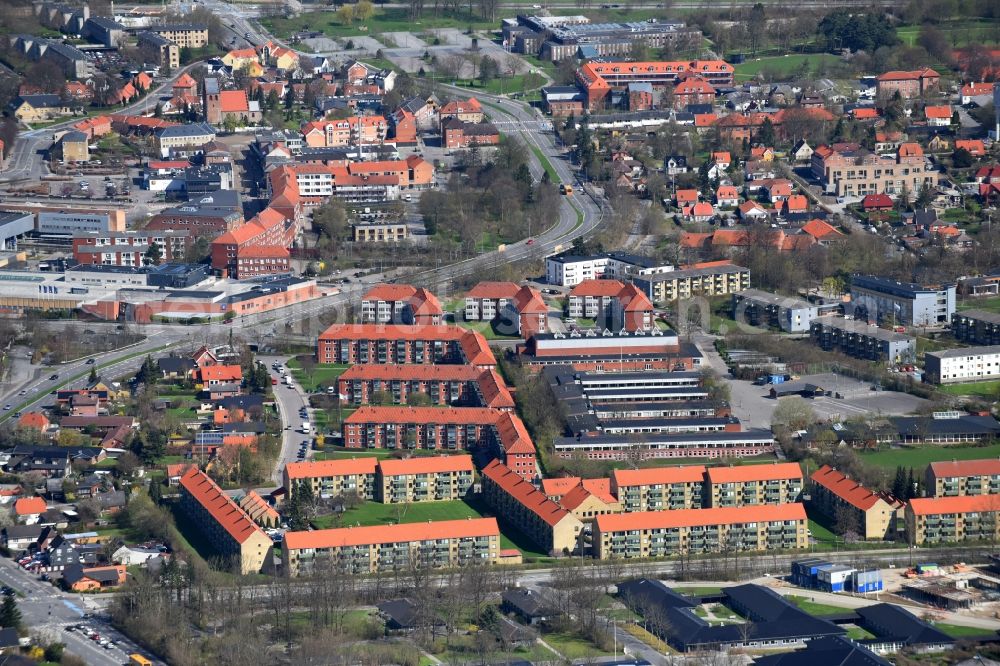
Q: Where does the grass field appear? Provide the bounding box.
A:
[673,586,724,595]
[932,622,997,638]
[262,8,493,39]
[451,73,547,96]
[860,443,1000,470]
[456,319,520,340]
[808,518,838,545]
[896,19,1000,48]
[286,358,349,392]
[845,626,876,640]
[785,595,850,617]
[734,54,840,81]
[313,499,481,529]
[542,631,612,660]
[958,296,1000,313]
[938,380,1000,398]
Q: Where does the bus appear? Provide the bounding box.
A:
[129,655,153,666]
[560,183,574,195]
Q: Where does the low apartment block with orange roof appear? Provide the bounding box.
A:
[317,324,496,368]
[610,466,706,512]
[283,458,378,499]
[464,282,549,337]
[705,462,803,507]
[375,454,475,503]
[361,284,443,325]
[568,279,654,331]
[810,465,903,540]
[481,460,584,554]
[925,459,1000,497]
[178,468,273,574]
[906,495,1000,545]
[337,365,514,410]
[556,478,621,521]
[594,503,807,559]
[281,517,501,575]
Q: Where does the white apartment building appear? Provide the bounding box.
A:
[924,346,1000,384]
[546,251,673,287]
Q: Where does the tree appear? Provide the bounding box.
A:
[88,365,98,384]
[144,243,162,266]
[354,0,375,21]
[834,503,861,540]
[817,10,898,53]
[952,147,974,168]
[915,182,934,209]
[335,4,355,24]
[0,594,22,629]
[771,396,816,431]
[892,466,907,499]
[149,478,163,504]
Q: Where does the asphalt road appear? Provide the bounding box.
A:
[0,556,159,665]
[257,355,312,484]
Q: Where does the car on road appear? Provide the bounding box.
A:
[17,390,25,396]
[86,358,96,364]
[1,586,14,597]
[49,374,59,380]
[2,405,10,411]
[526,239,535,245]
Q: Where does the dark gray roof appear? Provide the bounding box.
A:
[855,603,954,646]
[502,587,561,619]
[754,635,890,666]
[158,122,216,139]
[158,356,197,373]
[3,524,44,540]
[17,94,63,108]
[891,415,1000,438]
[377,598,420,629]
[851,274,954,297]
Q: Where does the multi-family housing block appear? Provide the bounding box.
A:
[520,327,697,372]
[71,230,192,266]
[849,275,955,327]
[809,318,916,363]
[281,517,501,575]
[575,60,734,111]
[144,24,210,48]
[360,284,443,325]
[811,143,939,199]
[464,282,550,337]
[924,346,1000,385]
[567,279,654,331]
[906,495,1000,546]
[336,364,514,409]
[594,503,808,559]
[732,289,818,333]
[875,68,940,99]
[317,324,496,368]
[634,262,751,303]
[925,459,1000,498]
[810,465,902,540]
[705,463,803,507]
[952,310,1000,346]
[610,467,706,511]
[481,460,584,554]
[375,456,475,504]
[178,468,272,575]
[544,251,674,287]
[283,458,377,499]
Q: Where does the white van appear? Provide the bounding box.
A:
[301,422,311,433]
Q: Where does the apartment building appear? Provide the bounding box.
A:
[317,324,496,368]
[282,517,501,576]
[809,318,916,363]
[576,60,734,110]
[337,365,514,410]
[520,328,694,372]
[301,116,388,148]
[360,284,443,325]
[925,459,1000,498]
[705,463,803,508]
[282,458,377,500]
[178,468,272,574]
[146,191,243,237]
[732,289,818,333]
[71,230,191,267]
[554,429,775,461]
[155,123,216,158]
[137,31,179,71]
[594,503,808,559]
[545,251,674,287]
[375,455,474,503]
[209,208,296,279]
[145,24,210,48]
[850,275,955,327]
[875,68,940,99]
[635,262,751,303]
[906,495,1000,546]
[464,282,550,337]
[811,143,939,199]
[567,280,654,331]
[924,346,1000,384]
[342,406,511,451]
[353,221,407,242]
[951,310,1000,346]
[810,465,902,540]
[481,460,584,555]
[610,466,706,511]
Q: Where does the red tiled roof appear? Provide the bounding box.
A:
[596,503,806,532]
[898,142,924,157]
[876,68,939,81]
[283,517,499,550]
[863,193,893,210]
[482,460,569,526]
[801,219,843,241]
[612,466,706,487]
[180,468,267,545]
[924,105,952,119]
[467,281,521,300]
[851,108,880,119]
[238,245,290,259]
[340,364,481,382]
[512,286,548,315]
[542,477,583,497]
[346,405,503,425]
[240,490,280,524]
[284,458,377,480]
[17,412,49,430]
[783,194,808,212]
[908,494,1000,516]
[495,412,534,454]
[570,279,627,297]
[377,454,474,476]
[929,459,1000,478]
[811,465,894,511]
[219,90,250,113]
[14,496,46,516]
[198,365,243,382]
[477,369,515,409]
[166,462,196,478]
[560,482,614,511]
[440,98,483,115]
[173,73,197,89]
[706,462,802,483]
[676,189,699,204]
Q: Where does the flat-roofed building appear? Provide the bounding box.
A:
[353,221,407,242]
[282,458,377,499]
[594,503,807,559]
[810,318,916,363]
[0,204,126,235]
[481,460,584,555]
[732,289,818,333]
[924,346,1000,384]
[635,262,750,303]
[178,468,272,574]
[705,462,803,507]
[145,24,209,48]
[951,310,1000,346]
[554,430,775,461]
[375,455,474,503]
[849,275,955,327]
[925,459,1000,498]
[281,517,501,575]
[610,466,705,511]
[906,495,1000,545]
[810,465,902,540]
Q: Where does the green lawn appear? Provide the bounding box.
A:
[286,358,349,392]
[785,595,850,617]
[932,622,997,638]
[938,380,1000,398]
[674,586,724,596]
[456,319,520,340]
[860,443,1000,470]
[734,54,841,81]
[542,631,611,660]
[808,517,838,545]
[450,73,547,95]
[262,8,493,39]
[896,19,1000,48]
[313,499,482,529]
[958,296,1000,313]
[846,626,876,640]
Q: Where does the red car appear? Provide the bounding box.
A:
[526,239,535,245]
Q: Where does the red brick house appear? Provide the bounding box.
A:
[442,118,500,151]
[875,68,940,99]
